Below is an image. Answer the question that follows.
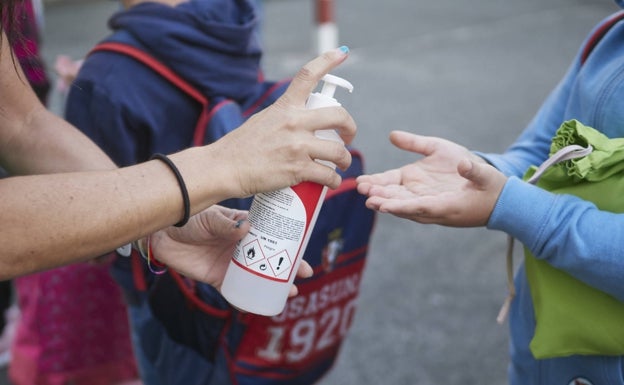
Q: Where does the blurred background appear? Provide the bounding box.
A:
[2,0,619,384]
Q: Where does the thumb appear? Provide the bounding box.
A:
[209,214,250,242]
[457,158,495,189]
[188,207,250,243]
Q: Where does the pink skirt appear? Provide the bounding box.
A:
[9,260,138,385]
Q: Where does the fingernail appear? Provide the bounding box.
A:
[338,45,349,54]
[235,219,246,228]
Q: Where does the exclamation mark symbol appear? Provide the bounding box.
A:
[276,257,284,270]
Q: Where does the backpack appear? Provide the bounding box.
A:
[94,41,376,385]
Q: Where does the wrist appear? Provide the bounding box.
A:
[170,147,238,207]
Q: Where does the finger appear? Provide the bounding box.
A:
[356,180,372,195]
[297,260,313,279]
[389,131,444,157]
[457,158,495,189]
[367,184,414,200]
[365,195,406,212]
[308,138,352,171]
[197,208,249,242]
[356,169,402,188]
[377,197,439,219]
[300,106,357,145]
[364,196,382,211]
[298,161,343,189]
[281,47,350,105]
[289,260,313,298]
[213,205,249,222]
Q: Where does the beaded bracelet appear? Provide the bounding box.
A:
[150,153,190,227]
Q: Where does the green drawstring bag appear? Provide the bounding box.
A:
[522,119,624,359]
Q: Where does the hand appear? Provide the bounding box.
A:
[54,55,83,93]
[212,47,357,198]
[149,205,312,296]
[356,131,507,227]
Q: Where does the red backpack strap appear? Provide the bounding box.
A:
[168,270,231,318]
[90,43,228,314]
[90,42,211,146]
[580,10,624,65]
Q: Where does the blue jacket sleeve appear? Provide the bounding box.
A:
[478,62,579,178]
[487,178,624,302]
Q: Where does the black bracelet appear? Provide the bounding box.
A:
[150,153,190,227]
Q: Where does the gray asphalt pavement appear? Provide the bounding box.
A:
[1,0,619,384]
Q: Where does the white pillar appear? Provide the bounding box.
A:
[315,0,338,55]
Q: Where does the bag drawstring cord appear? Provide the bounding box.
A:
[496,144,593,324]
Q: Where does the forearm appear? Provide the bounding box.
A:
[0,46,356,280]
[0,30,115,175]
[0,104,116,174]
[488,178,624,301]
[0,153,227,279]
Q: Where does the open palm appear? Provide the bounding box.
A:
[357,131,506,227]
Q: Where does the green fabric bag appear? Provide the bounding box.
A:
[522,119,624,359]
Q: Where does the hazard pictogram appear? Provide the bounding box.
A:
[268,251,291,277]
[242,239,266,266]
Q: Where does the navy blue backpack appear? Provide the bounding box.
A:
[95,42,376,385]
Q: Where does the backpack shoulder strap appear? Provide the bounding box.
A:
[91,42,208,106]
[580,10,624,65]
[89,41,211,146]
[90,42,231,315]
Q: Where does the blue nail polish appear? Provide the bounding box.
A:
[235,219,245,228]
[339,45,349,54]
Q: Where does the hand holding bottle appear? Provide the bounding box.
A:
[150,205,313,291]
[180,47,356,206]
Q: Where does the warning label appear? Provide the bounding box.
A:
[233,237,295,281]
[250,193,305,242]
[231,187,310,282]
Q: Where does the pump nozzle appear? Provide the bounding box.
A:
[306,73,354,147]
[306,74,353,110]
[320,74,354,98]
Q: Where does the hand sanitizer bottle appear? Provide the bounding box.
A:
[221,74,354,316]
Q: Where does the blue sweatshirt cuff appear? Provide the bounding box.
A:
[474,151,526,178]
[486,177,557,251]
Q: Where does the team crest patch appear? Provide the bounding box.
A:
[321,228,344,272]
[568,378,593,385]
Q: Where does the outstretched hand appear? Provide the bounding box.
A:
[149,205,312,296]
[356,131,507,227]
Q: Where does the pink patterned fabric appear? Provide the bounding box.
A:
[9,260,138,385]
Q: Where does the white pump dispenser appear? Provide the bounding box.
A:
[220,74,354,316]
[309,74,354,143]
